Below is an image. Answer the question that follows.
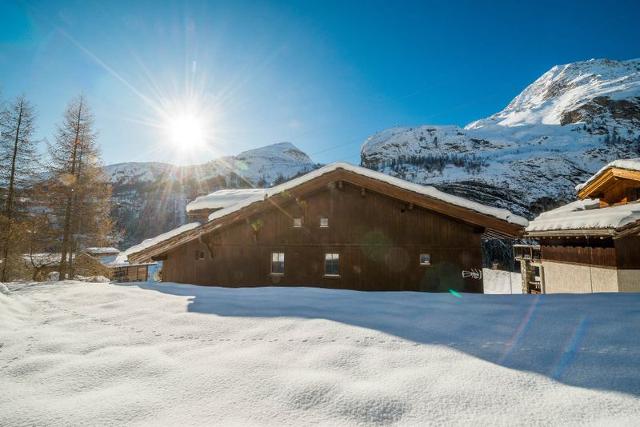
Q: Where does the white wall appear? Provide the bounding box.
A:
[543,261,618,293]
[483,269,523,294]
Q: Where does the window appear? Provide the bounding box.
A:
[320,217,329,228]
[324,253,340,276]
[293,217,303,228]
[271,252,285,274]
[195,250,205,260]
[419,253,431,266]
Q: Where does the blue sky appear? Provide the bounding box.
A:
[1,0,639,165]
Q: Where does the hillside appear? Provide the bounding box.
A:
[361,58,640,216]
[108,142,318,248]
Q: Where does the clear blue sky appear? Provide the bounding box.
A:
[1,0,639,165]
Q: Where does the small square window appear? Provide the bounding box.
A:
[293,217,303,228]
[324,253,340,276]
[419,253,431,266]
[195,250,205,260]
[271,252,285,274]
[320,217,329,228]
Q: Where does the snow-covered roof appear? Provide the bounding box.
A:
[526,199,640,234]
[129,163,527,261]
[575,158,640,191]
[208,162,528,226]
[186,189,267,212]
[120,222,201,260]
[23,253,66,267]
[84,247,120,255]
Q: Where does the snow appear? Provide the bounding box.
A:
[119,222,201,260]
[576,157,640,191]
[527,199,640,232]
[1,281,639,425]
[209,162,528,227]
[471,58,640,128]
[84,247,120,255]
[186,188,267,212]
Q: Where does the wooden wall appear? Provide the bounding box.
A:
[615,236,640,269]
[163,181,485,292]
[540,235,640,270]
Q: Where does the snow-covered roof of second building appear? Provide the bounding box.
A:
[186,189,267,212]
[526,199,640,233]
[119,222,201,261]
[208,162,528,227]
[575,158,640,191]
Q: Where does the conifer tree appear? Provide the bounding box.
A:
[0,95,38,281]
[47,96,113,279]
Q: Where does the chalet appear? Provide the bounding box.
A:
[129,163,527,292]
[525,158,640,293]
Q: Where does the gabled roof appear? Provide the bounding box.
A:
[129,163,527,262]
[576,158,640,199]
[526,198,640,237]
[186,188,267,212]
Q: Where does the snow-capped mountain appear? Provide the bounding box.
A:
[361,58,640,216]
[106,142,316,187]
[108,142,318,247]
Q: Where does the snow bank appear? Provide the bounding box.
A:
[209,162,528,226]
[2,281,639,425]
[84,247,120,255]
[186,188,267,212]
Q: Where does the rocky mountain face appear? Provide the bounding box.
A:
[361,58,640,217]
[107,142,318,248]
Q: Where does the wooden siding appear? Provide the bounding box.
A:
[162,181,485,292]
[615,236,640,269]
[540,237,617,268]
[540,235,640,270]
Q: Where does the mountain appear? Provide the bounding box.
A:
[108,142,318,248]
[361,58,640,217]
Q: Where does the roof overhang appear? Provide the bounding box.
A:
[577,167,640,200]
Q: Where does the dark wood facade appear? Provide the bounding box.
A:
[539,236,640,269]
[161,180,486,292]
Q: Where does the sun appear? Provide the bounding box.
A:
[167,114,206,148]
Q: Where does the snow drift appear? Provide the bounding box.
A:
[1,281,639,425]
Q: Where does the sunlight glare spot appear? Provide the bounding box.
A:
[167,114,206,149]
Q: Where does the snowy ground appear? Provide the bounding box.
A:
[1,281,639,425]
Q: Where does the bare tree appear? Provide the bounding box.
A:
[0,95,38,281]
[47,95,113,279]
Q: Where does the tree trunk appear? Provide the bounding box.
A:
[59,100,83,279]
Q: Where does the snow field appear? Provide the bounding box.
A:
[1,281,639,425]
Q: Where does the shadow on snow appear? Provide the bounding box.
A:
[133,282,640,397]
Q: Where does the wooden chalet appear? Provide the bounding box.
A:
[129,163,526,292]
[526,158,640,293]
